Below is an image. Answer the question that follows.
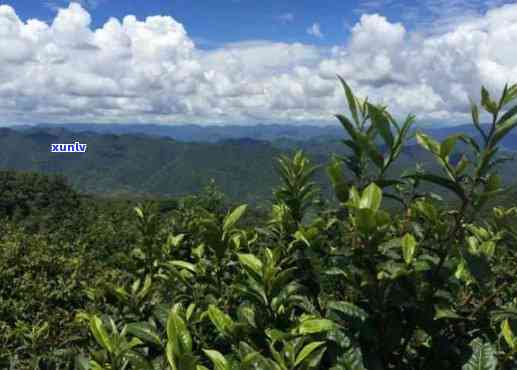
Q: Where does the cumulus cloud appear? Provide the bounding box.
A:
[306,23,324,38]
[0,2,517,125]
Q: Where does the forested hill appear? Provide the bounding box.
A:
[0,128,287,203]
[1,127,516,202]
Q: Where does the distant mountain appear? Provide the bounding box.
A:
[10,122,517,151]
[11,123,344,143]
[1,126,515,202]
[0,128,289,203]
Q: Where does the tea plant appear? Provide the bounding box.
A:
[1,78,517,369]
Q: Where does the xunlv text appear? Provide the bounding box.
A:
[50,142,87,153]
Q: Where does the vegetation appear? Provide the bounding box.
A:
[3,124,516,205]
[1,78,517,369]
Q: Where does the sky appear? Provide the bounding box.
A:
[0,0,516,125]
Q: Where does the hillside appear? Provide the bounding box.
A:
[0,128,284,203]
[1,127,516,203]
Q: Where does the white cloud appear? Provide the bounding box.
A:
[306,23,324,38]
[276,13,294,23]
[46,0,106,11]
[0,2,517,125]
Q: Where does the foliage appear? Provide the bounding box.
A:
[1,79,517,369]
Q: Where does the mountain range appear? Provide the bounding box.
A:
[1,124,515,203]
[8,122,517,151]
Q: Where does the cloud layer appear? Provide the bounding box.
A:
[0,2,516,125]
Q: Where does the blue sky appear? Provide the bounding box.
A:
[4,1,344,46]
[0,0,516,125]
[4,0,509,48]
[4,0,365,48]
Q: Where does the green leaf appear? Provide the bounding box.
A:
[203,349,229,370]
[265,329,289,343]
[393,115,415,156]
[440,135,461,158]
[416,132,440,155]
[401,233,417,265]
[481,86,498,114]
[486,174,501,192]
[356,133,384,169]
[489,115,517,148]
[207,305,235,338]
[338,76,360,126]
[152,304,170,327]
[237,253,263,276]
[480,241,495,258]
[327,301,368,322]
[405,173,465,201]
[376,209,391,228]
[360,183,382,211]
[327,157,350,203]
[463,252,491,286]
[475,147,498,178]
[136,275,152,302]
[334,346,366,370]
[434,307,462,320]
[336,114,358,141]
[294,341,326,367]
[223,204,247,232]
[134,206,144,219]
[368,103,394,148]
[497,103,517,125]
[455,155,470,176]
[186,303,197,322]
[461,338,497,370]
[498,83,509,109]
[324,268,348,277]
[460,134,481,153]
[237,305,257,328]
[356,208,378,234]
[469,98,487,143]
[166,341,177,370]
[295,319,335,335]
[501,319,516,350]
[167,234,185,248]
[167,305,192,355]
[126,322,162,346]
[302,346,327,368]
[88,361,105,370]
[501,84,517,107]
[89,316,113,353]
[241,351,264,368]
[75,355,91,370]
[166,260,197,274]
[125,350,153,370]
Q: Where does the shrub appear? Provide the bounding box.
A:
[1,78,517,369]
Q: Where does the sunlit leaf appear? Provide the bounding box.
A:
[223,204,247,232]
[401,233,417,265]
[461,338,497,370]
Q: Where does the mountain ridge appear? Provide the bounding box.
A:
[1,126,515,202]
[8,123,516,151]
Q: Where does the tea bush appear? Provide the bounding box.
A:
[1,78,517,369]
